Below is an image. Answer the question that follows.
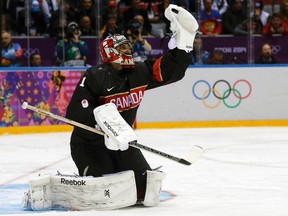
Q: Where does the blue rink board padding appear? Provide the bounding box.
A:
[0,184,173,214]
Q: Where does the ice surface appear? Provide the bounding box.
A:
[1,127,288,216]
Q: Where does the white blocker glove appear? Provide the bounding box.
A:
[93,103,137,151]
[164,4,199,52]
[95,124,123,151]
[104,134,126,151]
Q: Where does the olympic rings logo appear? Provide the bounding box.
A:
[192,79,252,109]
[271,45,281,54]
[22,48,40,58]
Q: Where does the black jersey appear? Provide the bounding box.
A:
[66,48,191,145]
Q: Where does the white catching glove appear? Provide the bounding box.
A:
[164,4,199,52]
[93,103,137,151]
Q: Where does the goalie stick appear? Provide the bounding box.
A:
[22,102,203,166]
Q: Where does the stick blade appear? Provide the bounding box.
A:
[183,145,204,165]
[178,158,192,165]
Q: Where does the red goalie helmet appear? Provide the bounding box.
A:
[99,34,135,68]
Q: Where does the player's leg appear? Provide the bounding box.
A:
[117,147,152,200]
[116,147,166,207]
[70,140,115,177]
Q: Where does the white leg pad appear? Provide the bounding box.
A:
[142,170,166,207]
[22,170,137,211]
[29,175,53,210]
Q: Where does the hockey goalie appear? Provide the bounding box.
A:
[22,4,199,211]
[22,103,166,210]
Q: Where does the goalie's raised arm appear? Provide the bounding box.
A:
[146,5,199,89]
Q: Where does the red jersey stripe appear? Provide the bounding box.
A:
[152,56,163,82]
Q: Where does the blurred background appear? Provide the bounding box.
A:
[1,0,288,130]
[1,0,287,67]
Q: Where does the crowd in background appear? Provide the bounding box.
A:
[2,0,288,37]
[1,0,288,66]
[2,0,166,38]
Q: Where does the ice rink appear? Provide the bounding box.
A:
[1,127,288,216]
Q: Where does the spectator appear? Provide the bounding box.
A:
[77,0,96,30]
[102,0,121,27]
[1,31,23,67]
[68,0,81,9]
[251,0,270,27]
[132,14,152,36]
[201,0,228,15]
[121,0,152,35]
[191,35,210,65]
[80,15,96,36]
[17,0,48,36]
[63,0,78,23]
[255,43,278,64]
[29,53,42,67]
[145,0,164,23]
[49,0,78,38]
[221,0,247,34]
[40,0,60,31]
[206,49,225,64]
[234,18,263,35]
[199,0,222,36]
[262,13,288,35]
[125,19,152,62]
[4,0,25,35]
[144,1,166,37]
[169,0,189,10]
[54,22,89,66]
[279,0,288,25]
[100,16,122,39]
[117,0,129,19]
